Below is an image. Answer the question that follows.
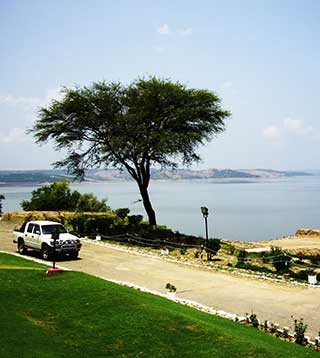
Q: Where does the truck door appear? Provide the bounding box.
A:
[24,223,34,246]
[32,224,41,249]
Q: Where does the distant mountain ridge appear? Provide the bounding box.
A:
[0,168,312,184]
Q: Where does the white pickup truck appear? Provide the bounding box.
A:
[13,220,82,260]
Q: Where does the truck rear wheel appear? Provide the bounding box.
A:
[18,239,26,255]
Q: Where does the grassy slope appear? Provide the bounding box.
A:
[0,253,317,358]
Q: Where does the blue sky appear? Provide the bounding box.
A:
[0,0,319,170]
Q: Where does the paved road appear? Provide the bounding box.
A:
[1,228,320,338]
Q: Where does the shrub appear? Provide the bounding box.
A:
[206,238,221,260]
[165,283,176,292]
[21,181,110,212]
[180,247,187,255]
[293,318,308,345]
[270,247,291,273]
[235,262,273,274]
[249,313,259,328]
[290,270,316,282]
[115,208,130,220]
[128,215,144,227]
[237,250,247,264]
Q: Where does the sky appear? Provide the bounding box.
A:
[0,0,319,170]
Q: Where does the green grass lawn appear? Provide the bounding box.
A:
[0,253,317,358]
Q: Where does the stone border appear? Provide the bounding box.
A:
[81,239,320,289]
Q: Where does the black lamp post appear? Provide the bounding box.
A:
[0,194,5,219]
[51,230,59,269]
[200,206,209,260]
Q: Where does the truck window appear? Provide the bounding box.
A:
[42,224,67,235]
[27,224,34,233]
[19,222,27,232]
[33,224,41,235]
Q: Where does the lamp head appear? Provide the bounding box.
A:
[201,206,209,217]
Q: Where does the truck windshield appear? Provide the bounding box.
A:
[42,225,67,235]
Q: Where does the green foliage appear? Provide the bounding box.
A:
[249,313,259,328]
[269,247,291,273]
[115,208,130,220]
[235,262,273,274]
[165,283,177,292]
[68,214,119,236]
[290,270,317,282]
[206,238,221,255]
[31,77,230,226]
[205,238,222,261]
[21,181,110,212]
[237,250,247,263]
[293,318,308,345]
[128,214,144,227]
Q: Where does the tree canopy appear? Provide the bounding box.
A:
[31,77,230,225]
[21,181,110,212]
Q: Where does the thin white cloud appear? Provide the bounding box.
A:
[263,126,281,142]
[179,27,193,36]
[157,24,170,35]
[0,87,64,112]
[0,94,41,110]
[0,127,31,144]
[283,117,313,136]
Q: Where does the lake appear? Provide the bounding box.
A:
[1,176,319,242]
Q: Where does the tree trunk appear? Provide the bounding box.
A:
[139,184,157,228]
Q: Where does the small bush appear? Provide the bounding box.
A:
[249,313,259,328]
[293,318,308,345]
[115,208,130,220]
[128,215,143,227]
[180,247,187,255]
[270,247,291,273]
[165,283,176,292]
[237,250,247,263]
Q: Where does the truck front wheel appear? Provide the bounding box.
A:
[41,245,51,260]
[18,239,26,255]
[69,251,79,260]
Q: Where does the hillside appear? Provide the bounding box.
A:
[0,168,311,184]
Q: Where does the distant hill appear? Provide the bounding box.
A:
[0,168,312,185]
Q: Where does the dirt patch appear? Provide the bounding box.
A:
[296,228,320,237]
[17,312,57,333]
[0,265,43,270]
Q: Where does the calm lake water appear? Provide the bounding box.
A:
[1,176,320,242]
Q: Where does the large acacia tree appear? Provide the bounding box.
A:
[31,77,230,226]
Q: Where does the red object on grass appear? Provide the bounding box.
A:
[46,268,63,274]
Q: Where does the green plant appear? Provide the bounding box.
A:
[206,238,221,260]
[237,250,247,264]
[293,317,308,345]
[180,247,187,255]
[165,283,176,292]
[21,181,110,212]
[115,208,130,220]
[128,215,144,227]
[270,247,291,273]
[249,312,259,328]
